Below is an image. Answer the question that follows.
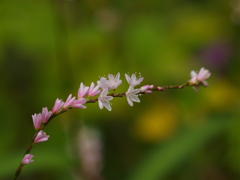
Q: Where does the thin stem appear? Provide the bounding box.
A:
[13,81,202,180]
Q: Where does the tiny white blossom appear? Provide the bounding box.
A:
[107,72,122,89]
[98,89,113,111]
[189,67,211,92]
[97,77,110,90]
[125,86,140,106]
[125,73,144,87]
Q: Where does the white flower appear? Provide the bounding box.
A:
[98,89,113,111]
[125,86,140,106]
[189,67,211,92]
[125,73,144,87]
[107,72,122,89]
[189,67,211,86]
[97,77,110,90]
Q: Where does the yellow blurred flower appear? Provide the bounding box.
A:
[132,101,178,143]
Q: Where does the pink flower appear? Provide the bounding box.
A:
[41,107,52,123]
[52,98,64,114]
[63,94,76,108]
[88,83,101,97]
[107,73,122,89]
[189,67,211,86]
[125,73,144,87]
[98,88,113,111]
[32,113,42,130]
[34,130,50,143]
[22,154,34,165]
[72,98,87,109]
[78,83,89,98]
[125,86,140,106]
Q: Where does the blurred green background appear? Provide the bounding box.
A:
[0,0,240,180]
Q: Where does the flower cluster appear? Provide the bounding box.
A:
[22,72,146,165]
[18,67,210,176]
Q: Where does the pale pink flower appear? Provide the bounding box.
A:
[78,83,89,98]
[97,77,110,90]
[72,98,87,109]
[32,113,42,130]
[22,154,34,165]
[98,88,113,111]
[107,73,122,89]
[63,94,76,108]
[52,98,64,114]
[125,73,144,87]
[125,86,140,106]
[189,67,211,86]
[41,107,52,123]
[140,85,153,93]
[34,130,50,143]
[88,83,101,97]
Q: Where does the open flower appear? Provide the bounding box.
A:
[125,86,140,106]
[32,113,42,130]
[107,73,122,90]
[97,77,110,90]
[41,107,52,123]
[98,88,113,111]
[22,154,34,165]
[34,130,50,143]
[189,67,211,86]
[125,73,144,87]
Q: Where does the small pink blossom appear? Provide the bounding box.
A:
[189,67,211,86]
[32,113,42,130]
[41,107,52,123]
[107,73,122,89]
[125,73,144,87]
[22,154,34,165]
[88,83,101,97]
[34,130,50,143]
[63,94,76,108]
[125,86,140,106]
[52,98,64,114]
[98,88,113,111]
[78,83,89,98]
[72,98,87,109]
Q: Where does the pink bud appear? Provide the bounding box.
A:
[140,85,150,92]
[52,98,64,114]
[63,94,76,108]
[34,130,50,143]
[32,113,42,130]
[78,83,89,98]
[41,107,52,123]
[72,98,87,109]
[22,154,34,165]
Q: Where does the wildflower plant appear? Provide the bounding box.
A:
[13,67,211,180]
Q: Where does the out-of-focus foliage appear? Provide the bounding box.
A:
[0,0,239,180]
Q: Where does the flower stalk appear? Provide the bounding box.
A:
[13,67,210,180]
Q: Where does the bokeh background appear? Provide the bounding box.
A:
[0,0,240,180]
